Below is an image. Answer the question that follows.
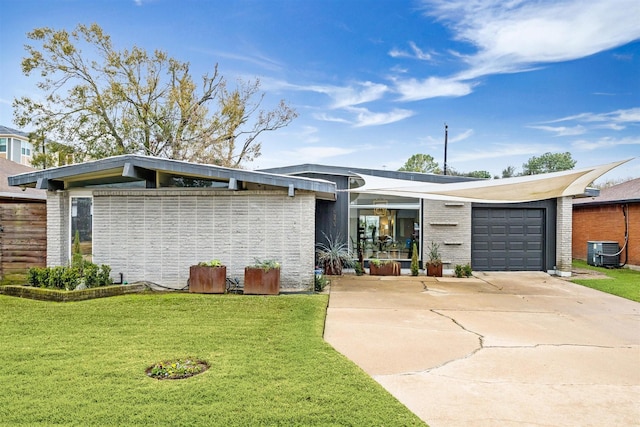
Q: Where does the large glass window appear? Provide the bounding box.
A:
[0,138,7,153]
[71,197,93,261]
[348,179,420,261]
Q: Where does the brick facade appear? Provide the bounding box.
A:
[555,196,573,276]
[48,189,317,290]
[423,200,472,272]
[573,202,639,267]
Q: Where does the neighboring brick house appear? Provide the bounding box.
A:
[573,178,640,268]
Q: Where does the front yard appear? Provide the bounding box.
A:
[0,292,424,426]
[571,259,640,302]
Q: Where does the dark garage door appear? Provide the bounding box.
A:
[472,208,544,271]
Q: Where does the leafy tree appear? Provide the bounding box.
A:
[398,153,441,173]
[522,152,576,175]
[502,166,516,178]
[13,23,297,168]
[465,170,491,179]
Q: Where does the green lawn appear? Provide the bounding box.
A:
[571,259,640,302]
[0,293,424,426]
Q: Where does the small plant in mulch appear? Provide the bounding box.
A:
[146,358,209,380]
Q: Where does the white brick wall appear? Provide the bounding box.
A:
[91,189,316,290]
[555,196,573,276]
[46,190,69,267]
[423,200,472,268]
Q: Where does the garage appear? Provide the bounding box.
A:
[472,207,545,271]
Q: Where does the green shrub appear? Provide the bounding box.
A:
[354,262,364,276]
[98,264,113,287]
[411,242,419,276]
[27,267,49,287]
[314,274,329,292]
[25,262,113,291]
[454,264,473,278]
[83,262,99,288]
[463,263,472,277]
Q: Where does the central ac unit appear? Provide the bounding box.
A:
[587,241,619,267]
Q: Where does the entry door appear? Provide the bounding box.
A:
[472,208,544,271]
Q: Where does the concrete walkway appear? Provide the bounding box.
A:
[323,272,640,426]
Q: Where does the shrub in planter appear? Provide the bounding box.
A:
[369,259,401,276]
[244,259,280,295]
[426,242,443,277]
[189,260,227,294]
[316,232,355,276]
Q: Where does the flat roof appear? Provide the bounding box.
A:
[8,154,337,201]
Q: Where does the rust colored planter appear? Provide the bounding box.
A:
[370,261,401,276]
[189,265,227,293]
[426,263,443,277]
[244,267,280,295]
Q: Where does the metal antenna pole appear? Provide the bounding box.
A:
[444,123,448,175]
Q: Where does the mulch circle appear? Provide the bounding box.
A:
[146,359,209,380]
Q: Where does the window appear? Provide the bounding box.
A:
[0,138,6,153]
[21,142,32,156]
[348,178,420,261]
[71,197,93,262]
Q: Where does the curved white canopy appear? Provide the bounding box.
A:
[345,159,632,203]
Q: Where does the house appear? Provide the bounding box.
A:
[8,154,627,289]
[0,125,34,166]
[0,158,46,283]
[8,155,336,289]
[262,162,625,276]
[573,178,640,268]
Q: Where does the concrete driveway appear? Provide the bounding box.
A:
[323,272,640,426]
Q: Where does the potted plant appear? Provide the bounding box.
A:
[369,259,401,276]
[244,258,280,295]
[426,242,443,277]
[189,259,227,293]
[316,232,355,275]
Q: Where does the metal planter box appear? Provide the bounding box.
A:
[189,265,227,294]
[243,267,280,295]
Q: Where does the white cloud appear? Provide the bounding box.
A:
[389,41,432,61]
[327,82,389,109]
[394,76,475,101]
[313,113,351,125]
[529,125,587,136]
[572,136,640,151]
[419,0,640,79]
[546,107,640,124]
[346,107,415,127]
[450,128,474,143]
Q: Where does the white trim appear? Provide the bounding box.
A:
[68,190,94,262]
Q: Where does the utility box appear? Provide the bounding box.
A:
[587,241,619,267]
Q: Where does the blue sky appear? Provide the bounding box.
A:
[1,0,639,182]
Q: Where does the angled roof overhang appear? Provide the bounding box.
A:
[8,154,337,201]
[345,159,632,203]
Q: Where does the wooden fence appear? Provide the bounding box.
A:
[0,202,46,284]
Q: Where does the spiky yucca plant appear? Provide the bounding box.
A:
[316,232,355,275]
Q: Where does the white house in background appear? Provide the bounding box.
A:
[7,154,628,290]
[0,125,34,166]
